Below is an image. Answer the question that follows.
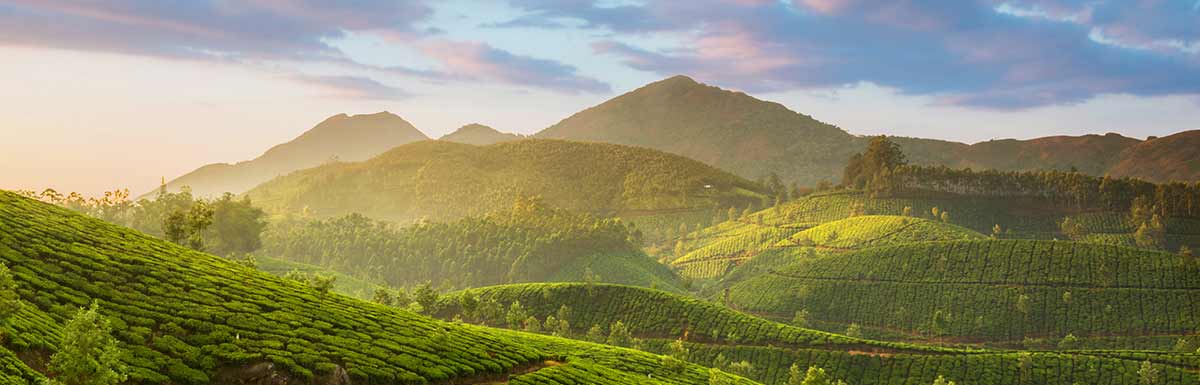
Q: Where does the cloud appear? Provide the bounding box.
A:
[509,0,1200,109]
[419,40,610,94]
[292,75,410,100]
[0,1,607,95]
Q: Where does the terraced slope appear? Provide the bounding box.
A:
[438,283,1200,385]
[782,216,986,249]
[0,191,755,385]
[728,240,1200,348]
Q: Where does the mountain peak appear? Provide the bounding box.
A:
[440,123,522,145]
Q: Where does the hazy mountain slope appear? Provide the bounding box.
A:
[0,190,757,385]
[536,75,859,185]
[1109,130,1200,182]
[244,139,767,222]
[439,123,523,145]
[154,111,428,198]
[536,75,1190,183]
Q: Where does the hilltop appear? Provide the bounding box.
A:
[536,75,1198,184]
[244,139,767,223]
[153,112,429,198]
[439,123,524,145]
[0,190,757,385]
[1109,130,1200,182]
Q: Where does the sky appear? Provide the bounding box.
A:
[1,0,1198,196]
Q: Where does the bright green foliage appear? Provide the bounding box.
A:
[1139,360,1160,385]
[728,239,1200,345]
[932,375,957,385]
[0,191,760,385]
[48,302,128,385]
[673,223,796,279]
[262,198,679,290]
[784,215,983,249]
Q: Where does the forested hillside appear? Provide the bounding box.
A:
[155,112,429,198]
[535,75,1200,185]
[261,197,682,291]
[0,190,758,385]
[244,139,768,230]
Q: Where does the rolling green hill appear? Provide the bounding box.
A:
[154,112,429,199]
[727,239,1200,349]
[0,190,757,385]
[437,283,1199,385]
[782,215,986,249]
[244,139,766,223]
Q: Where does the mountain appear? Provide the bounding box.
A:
[0,190,758,385]
[1109,130,1200,182]
[536,75,858,186]
[536,75,1196,184]
[244,139,767,222]
[152,111,428,198]
[439,123,523,145]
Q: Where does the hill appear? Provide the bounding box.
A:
[439,123,524,145]
[244,139,767,223]
[154,112,429,198]
[536,75,858,186]
[0,190,758,385]
[1110,130,1200,183]
[727,239,1200,349]
[436,283,1199,385]
[260,199,683,291]
[782,215,985,249]
[535,75,1197,184]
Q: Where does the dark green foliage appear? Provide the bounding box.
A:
[262,197,679,290]
[0,263,20,318]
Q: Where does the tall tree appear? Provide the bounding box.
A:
[48,302,128,385]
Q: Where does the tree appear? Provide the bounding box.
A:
[372,286,394,306]
[844,323,862,338]
[413,281,440,313]
[1181,245,1195,268]
[0,262,21,318]
[506,301,527,329]
[1059,217,1086,239]
[662,339,689,373]
[902,206,913,217]
[459,292,480,320]
[162,200,214,251]
[1138,360,1159,385]
[606,320,633,347]
[788,363,804,385]
[939,211,951,223]
[1016,294,1031,315]
[727,361,753,377]
[204,193,267,256]
[523,316,541,333]
[674,241,686,259]
[709,368,734,385]
[932,375,957,385]
[727,207,738,222]
[800,366,831,385]
[586,324,605,343]
[792,309,809,328]
[308,273,336,295]
[1135,216,1166,250]
[992,224,1003,239]
[1058,333,1079,349]
[48,302,128,385]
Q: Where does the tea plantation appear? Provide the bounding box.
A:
[438,283,1200,385]
[0,190,757,385]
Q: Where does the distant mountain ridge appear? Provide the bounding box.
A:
[535,75,1199,184]
[439,123,523,145]
[150,111,428,198]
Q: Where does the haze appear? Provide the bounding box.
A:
[1,0,1199,195]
